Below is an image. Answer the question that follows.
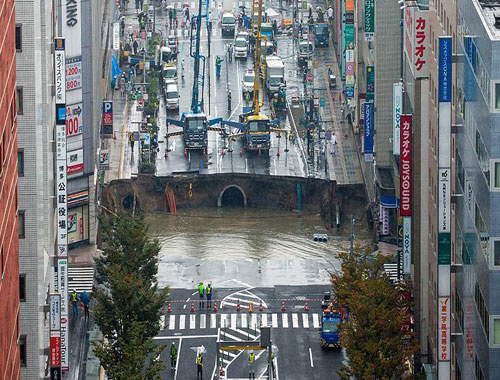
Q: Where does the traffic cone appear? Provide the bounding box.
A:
[190,302,195,313]
[213,301,218,312]
[221,149,225,157]
[259,302,264,312]
[249,302,254,313]
[184,148,187,158]
[304,302,310,312]
[236,300,241,312]
[281,301,286,312]
[219,366,225,376]
[240,147,243,156]
[167,302,172,313]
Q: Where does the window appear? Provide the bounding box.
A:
[18,149,24,177]
[18,211,25,239]
[495,82,500,109]
[19,335,26,367]
[475,282,489,340]
[16,87,23,115]
[15,24,21,51]
[493,240,500,268]
[19,275,26,301]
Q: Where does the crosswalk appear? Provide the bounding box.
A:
[165,312,321,330]
[68,266,94,293]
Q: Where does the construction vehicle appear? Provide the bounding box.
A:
[320,292,348,349]
[298,40,313,67]
[313,22,329,47]
[165,0,223,152]
[264,55,285,96]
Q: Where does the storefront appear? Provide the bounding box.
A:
[67,178,90,248]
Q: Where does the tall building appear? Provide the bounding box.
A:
[15,0,57,378]
[0,0,20,378]
[454,0,500,377]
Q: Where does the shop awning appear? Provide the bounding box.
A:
[381,195,399,208]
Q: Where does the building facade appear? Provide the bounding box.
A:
[15,0,58,378]
[0,0,20,378]
[454,0,500,378]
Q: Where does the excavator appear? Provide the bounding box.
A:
[223,0,288,153]
[165,0,223,156]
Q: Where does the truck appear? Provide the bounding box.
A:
[265,55,285,96]
[320,293,348,349]
[298,40,313,67]
[313,22,329,47]
[260,22,275,54]
[221,12,236,36]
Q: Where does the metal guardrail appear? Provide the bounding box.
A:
[286,100,310,177]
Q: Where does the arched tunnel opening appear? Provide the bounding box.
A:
[122,194,135,211]
[219,186,246,208]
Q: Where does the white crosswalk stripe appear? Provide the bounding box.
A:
[221,313,228,328]
[179,315,186,330]
[261,313,268,327]
[292,313,299,328]
[302,313,309,329]
[160,315,165,330]
[190,314,196,329]
[249,313,257,330]
[282,313,289,328]
[231,313,237,329]
[312,313,320,329]
[272,313,278,328]
[200,314,206,328]
[211,313,217,328]
[169,315,175,330]
[68,266,94,293]
[241,313,248,328]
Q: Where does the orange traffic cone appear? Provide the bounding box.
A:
[259,302,264,312]
[304,302,310,312]
[240,147,243,156]
[167,302,172,313]
[213,302,218,312]
[281,301,286,312]
[190,302,195,313]
[236,300,241,312]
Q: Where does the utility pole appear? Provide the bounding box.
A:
[350,216,355,254]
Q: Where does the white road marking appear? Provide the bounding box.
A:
[211,313,217,328]
[309,347,314,367]
[179,315,186,330]
[200,314,206,329]
[221,314,228,328]
[261,313,268,327]
[231,313,237,329]
[292,313,299,328]
[302,314,309,329]
[173,339,182,380]
[250,313,257,330]
[153,334,218,340]
[241,313,248,328]
[312,313,320,329]
[272,313,278,328]
[223,301,249,309]
[169,315,175,330]
[159,315,165,330]
[282,313,289,328]
[233,327,258,340]
[190,314,196,329]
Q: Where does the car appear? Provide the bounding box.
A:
[161,63,177,82]
[242,68,255,94]
[221,12,236,36]
[165,83,179,110]
[234,37,248,58]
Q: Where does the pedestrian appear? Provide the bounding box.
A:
[328,6,334,24]
[120,17,125,37]
[169,8,173,27]
[196,350,203,379]
[120,75,126,97]
[248,351,255,380]
[228,43,233,61]
[133,38,139,55]
[170,342,178,369]
[198,281,205,308]
[206,281,213,308]
[173,8,177,27]
[328,66,333,78]
[331,133,337,155]
[80,291,90,320]
[272,19,277,36]
[127,24,133,39]
[129,132,135,152]
[71,289,79,319]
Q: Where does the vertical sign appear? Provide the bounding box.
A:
[102,101,114,136]
[50,294,61,367]
[113,22,120,50]
[437,36,452,380]
[364,102,374,162]
[400,115,412,217]
[345,49,355,99]
[404,6,429,78]
[366,66,375,101]
[364,0,374,41]
[403,217,411,274]
[54,37,69,373]
[393,83,403,155]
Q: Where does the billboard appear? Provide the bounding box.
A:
[400,115,412,216]
[393,83,403,155]
[50,295,61,332]
[364,0,374,41]
[404,6,428,78]
[364,102,374,162]
[102,101,113,135]
[113,22,120,50]
[65,56,82,92]
[66,103,83,137]
[438,297,451,370]
[62,0,81,57]
[67,149,84,176]
[403,217,411,274]
[439,169,450,233]
[50,336,61,367]
[366,66,374,101]
[54,39,66,104]
[60,316,69,371]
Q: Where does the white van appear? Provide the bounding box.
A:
[165,83,179,110]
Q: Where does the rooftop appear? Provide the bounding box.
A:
[478,1,500,40]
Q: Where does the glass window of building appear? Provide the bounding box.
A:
[495,83,500,109]
[494,318,500,345]
[494,240,500,267]
[494,161,500,189]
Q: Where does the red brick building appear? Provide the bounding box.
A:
[0,0,19,378]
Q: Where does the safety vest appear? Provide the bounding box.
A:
[198,284,204,296]
[72,293,77,302]
[249,353,255,364]
[207,285,212,295]
[170,346,177,358]
[196,354,203,365]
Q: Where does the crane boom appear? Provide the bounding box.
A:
[251,0,264,115]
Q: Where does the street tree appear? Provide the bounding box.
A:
[92,213,169,380]
[332,246,419,380]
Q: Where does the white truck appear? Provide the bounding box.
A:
[265,55,285,95]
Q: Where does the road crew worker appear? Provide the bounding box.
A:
[248,350,255,379]
[196,350,203,379]
[206,281,213,308]
[198,281,205,308]
[71,289,79,319]
[170,342,177,369]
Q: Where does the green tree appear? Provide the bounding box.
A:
[332,246,419,380]
[92,214,168,380]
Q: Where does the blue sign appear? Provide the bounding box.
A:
[364,102,374,157]
[345,86,354,99]
[438,37,452,103]
[56,104,66,125]
[464,37,476,102]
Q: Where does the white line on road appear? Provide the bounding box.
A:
[221,314,228,328]
[160,315,165,330]
[153,334,218,340]
[309,347,314,368]
[173,339,182,380]
[261,313,268,327]
[272,313,278,328]
[223,301,249,309]
[169,315,175,330]
[211,313,217,328]
[190,314,196,329]
[292,313,299,328]
[200,314,206,329]
[312,313,320,329]
[231,313,237,329]
[250,314,257,330]
[282,313,289,328]
[241,313,248,328]
[302,314,309,329]
[179,315,186,330]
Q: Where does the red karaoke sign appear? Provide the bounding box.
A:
[400,115,412,216]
